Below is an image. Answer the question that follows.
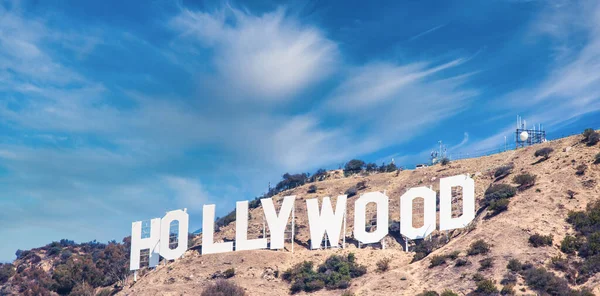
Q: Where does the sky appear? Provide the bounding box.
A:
[1,0,600,262]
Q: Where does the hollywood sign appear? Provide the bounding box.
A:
[130,174,474,271]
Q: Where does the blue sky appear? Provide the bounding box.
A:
[1,0,600,261]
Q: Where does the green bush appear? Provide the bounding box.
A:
[429,255,446,268]
[478,257,494,271]
[69,282,95,296]
[586,131,599,146]
[467,240,491,256]
[484,184,516,205]
[411,237,445,262]
[446,251,460,260]
[489,198,510,215]
[534,147,554,160]
[521,267,571,295]
[282,254,366,293]
[201,280,246,296]
[416,291,439,296]
[475,279,498,294]
[594,152,600,164]
[582,128,595,141]
[529,233,553,247]
[561,235,583,254]
[506,259,522,272]
[513,173,536,189]
[494,164,514,179]
[307,184,317,193]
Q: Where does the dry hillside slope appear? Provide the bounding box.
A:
[119,134,599,295]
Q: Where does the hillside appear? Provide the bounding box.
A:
[120,131,600,295]
[1,131,600,296]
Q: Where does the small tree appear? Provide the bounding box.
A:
[344,159,366,176]
[534,147,554,160]
[440,157,450,166]
[365,163,378,172]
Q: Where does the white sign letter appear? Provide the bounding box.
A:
[306,196,347,249]
[235,201,268,251]
[439,174,475,231]
[202,204,233,254]
[400,187,436,240]
[130,218,161,271]
[159,209,189,260]
[354,191,389,244]
[262,196,295,249]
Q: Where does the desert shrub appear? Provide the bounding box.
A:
[567,190,577,199]
[506,259,522,272]
[529,233,553,247]
[365,163,378,172]
[0,263,15,284]
[51,255,104,294]
[447,251,460,260]
[534,147,554,160]
[489,198,510,215]
[550,255,569,272]
[575,164,587,176]
[47,246,61,257]
[440,157,450,166]
[223,268,235,279]
[282,254,366,293]
[381,162,397,172]
[454,258,469,267]
[501,284,515,295]
[416,291,439,296]
[307,184,317,194]
[561,235,583,254]
[467,240,491,256]
[513,173,536,189]
[483,184,516,205]
[429,255,446,268]
[521,267,572,295]
[69,282,95,296]
[582,128,595,141]
[201,280,246,296]
[356,180,367,190]
[411,236,445,262]
[440,290,458,296]
[501,273,517,285]
[595,152,600,164]
[472,273,485,282]
[60,250,73,261]
[96,288,113,296]
[494,164,514,179]
[587,132,599,146]
[475,279,498,294]
[345,186,357,197]
[478,257,494,271]
[344,159,365,176]
[276,173,308,192]
[311,168,328,182]
[376,258,391,272]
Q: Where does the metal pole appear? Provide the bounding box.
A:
[342,210,346,249]
[291,204,295,253]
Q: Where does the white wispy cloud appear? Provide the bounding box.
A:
[169,6,339,102]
